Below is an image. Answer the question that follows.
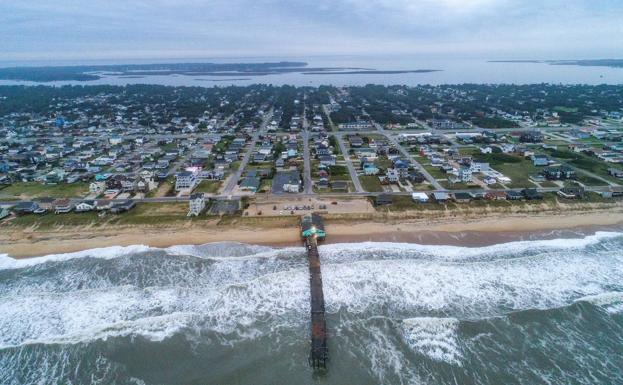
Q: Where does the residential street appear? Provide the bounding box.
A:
[222,109,273,195]
[335,133,364,193]
[374,124,445,190]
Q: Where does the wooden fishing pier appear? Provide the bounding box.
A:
[301,214,328,370]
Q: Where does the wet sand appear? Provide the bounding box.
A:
[1,211,622,258]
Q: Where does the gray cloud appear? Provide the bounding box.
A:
[0,0,621,61]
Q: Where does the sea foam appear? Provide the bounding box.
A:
[402,317,462,365]
[578,292,623,314]
[318,231,623,263]
[0,244,154,270]
[0,232,621,352]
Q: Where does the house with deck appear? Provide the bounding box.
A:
[175,171,198,192]
[188,193,206,216]
[53,199,73,214]
[75,200,96,212]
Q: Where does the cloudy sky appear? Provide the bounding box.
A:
[1,0,622,61]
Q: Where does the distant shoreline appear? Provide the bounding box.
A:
[194,78,252,82]
[302,69,442,75]
[489,59,623,69]
[0,61,438,82]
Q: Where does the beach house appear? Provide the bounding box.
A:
[188,193,206,216]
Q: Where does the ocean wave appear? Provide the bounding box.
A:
[0,346,147,385]
[577,291,623,314]
[0,264,310,349]
[1,312,201,349]
[0,245,154,270]
[401,317,462,365]
[0,232,622,360]
[2,231,620,271]
[321,236,623,318]
[165,242,275,259]
[0,242,305,271]
[318,231,623,263]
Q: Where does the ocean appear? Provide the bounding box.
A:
[0,56,622,87]
[1,233,623,384]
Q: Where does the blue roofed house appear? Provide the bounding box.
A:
[362,160,379,175]
[239,176,261,192]
[272,170,301,194]
[532,154,549,167]
[318,155,336,166]
[13,201,41,215]
[393,159,410,178]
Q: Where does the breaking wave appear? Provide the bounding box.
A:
[0,232,622,384]
[401,317,462,365]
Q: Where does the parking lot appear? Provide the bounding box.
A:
[243,196,374,216]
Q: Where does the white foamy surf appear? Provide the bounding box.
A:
[578,291,623,314]
[402,317,462,365]
[318,231,622,263]
[0,244,154,270]
[0,232,622,385]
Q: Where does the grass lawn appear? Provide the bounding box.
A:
[109,202,197,225]
[375,195,451,212]
[229,161,242,172]
[0,182,89,198]
[487,183,505,189]
[329,165,349,176]
[330,174,352,182]
[461,148,478,157]
[410,154,426,162]
[363,134,386,141]
[491,159,541,188]
[545,140,572,146]
[553,106,579,113]
[258,179,273,193]
[423,165,447,179]
[440,181,482,190]
[540,180,560,188]
[374,157,393,170]
[576,174,608,186]
[161,142,178,151]
[359,176,383,192]
[194,180,222,194]
[9,202,216,229]
[577,137,605,146]
[542,148,621,184]
[149,176,175,198]
[8,211,100,228]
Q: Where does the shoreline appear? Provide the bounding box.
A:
[1,210,622,259]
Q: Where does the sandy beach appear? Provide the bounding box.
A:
[1,209,622,258]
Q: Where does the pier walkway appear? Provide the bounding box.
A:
[302,215,328,370]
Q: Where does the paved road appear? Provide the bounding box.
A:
[3,186,613,209]
[335,133,364,193]
[300,100,314,194]
[18,122,618,144]
[222,109,273,196]
[376,125,445,190]
[322,104,338,131]
[302,128,314,195]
